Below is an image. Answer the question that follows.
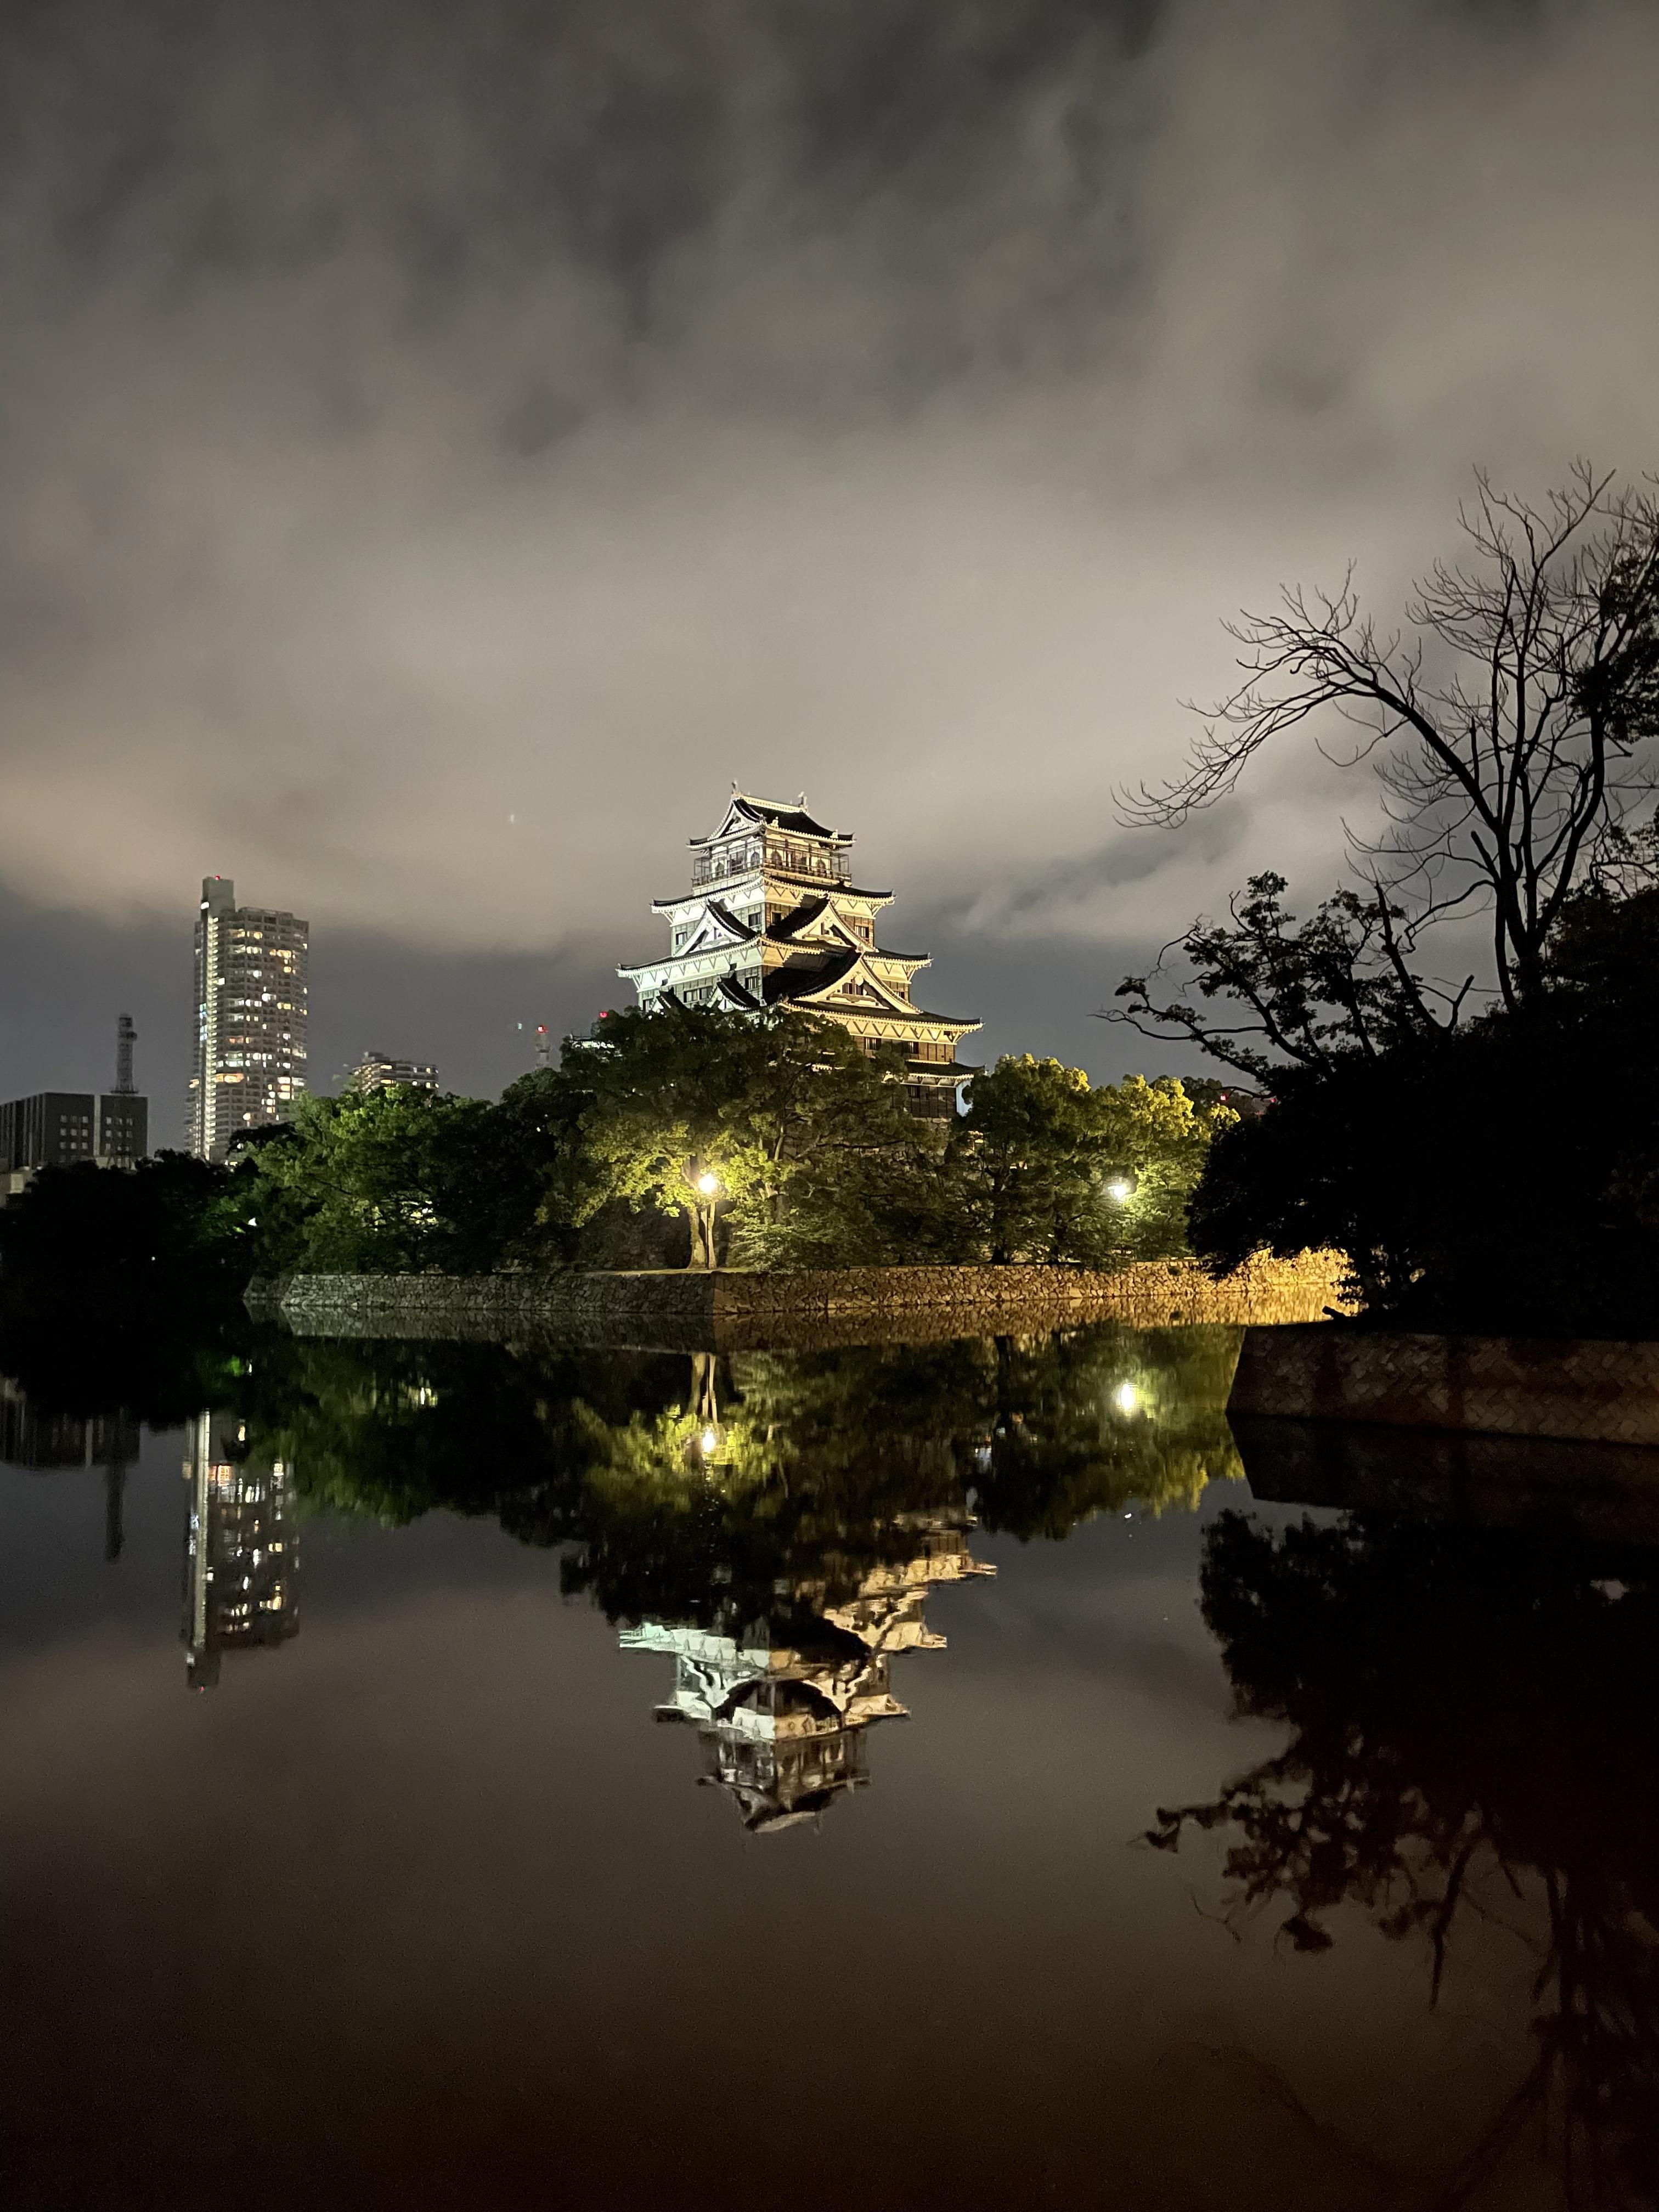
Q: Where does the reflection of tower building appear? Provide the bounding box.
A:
[181,1414,299,1690]
[622,1517,994,1832]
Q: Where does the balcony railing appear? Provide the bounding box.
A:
[693,844,850,888]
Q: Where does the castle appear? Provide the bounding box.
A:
[618,788,980,1114]
[620,1516,996,1833]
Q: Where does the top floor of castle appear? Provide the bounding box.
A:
[690,791,858,893]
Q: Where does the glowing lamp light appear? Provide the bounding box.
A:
[1107,1178,1133,1202]
[696,1171,720,1196]
[700,1427,719,1456]
[1113,1381,1139,1415]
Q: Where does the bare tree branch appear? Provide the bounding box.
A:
[1113,466,1659,1062]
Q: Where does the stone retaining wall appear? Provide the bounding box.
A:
[257,1250,1348,1349]
[1229,1325,1659,1446]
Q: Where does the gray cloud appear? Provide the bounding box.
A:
[3,0,1656,1094]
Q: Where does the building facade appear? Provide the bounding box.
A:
[0,1086,148,1189]
[619,789,981,1114]
[349,1051,440,1094]
[189,876,309,1161]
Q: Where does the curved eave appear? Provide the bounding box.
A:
[792,990,983,1029]
[690,792,853,845]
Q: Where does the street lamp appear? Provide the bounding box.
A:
[696,1171,720,1197]
[1107,1178,1132,1202]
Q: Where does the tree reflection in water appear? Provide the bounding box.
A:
[238,1323,1242,1590]
[238,1322,1243,1827]
[1149,1507,1659,2208]
[0,1314,1244,1822]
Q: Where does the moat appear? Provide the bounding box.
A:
[4,1319,1656,2210]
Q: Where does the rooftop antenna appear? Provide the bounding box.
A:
[115,1014,136,1094]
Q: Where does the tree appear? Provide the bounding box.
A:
[951,1057,1233,1265]
[1115,873,1458,1083]
[952,1056,1110,1263]
[1093,1074,1237,1261]
[244,1087,494,1273]
[0,1151,253,1316]
[551,1006,781,1269]
[1115,466,1659,1065]
[551,1003,963,1270]
[1184,878,1659,1330]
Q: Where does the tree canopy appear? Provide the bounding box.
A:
[0,1011,1239,1305]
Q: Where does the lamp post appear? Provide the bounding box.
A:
[687,1166,721,1271]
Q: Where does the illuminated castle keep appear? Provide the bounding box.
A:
[621,1517,995,1833]
[619,789,980,1114]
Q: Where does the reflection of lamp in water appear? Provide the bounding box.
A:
[699,1426,720,1457]
[1113,1381,1140,1415]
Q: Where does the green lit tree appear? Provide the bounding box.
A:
[245,1086,494,1272]
[951,1057,1234,1265]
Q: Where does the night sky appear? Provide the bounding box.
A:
[3,0,1655,1110]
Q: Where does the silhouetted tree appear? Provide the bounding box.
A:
[1120,465,1659,1042]
[0,1151,254,1317]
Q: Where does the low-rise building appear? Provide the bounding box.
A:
[0,1086,149,1186]
[349,1051,441,1094]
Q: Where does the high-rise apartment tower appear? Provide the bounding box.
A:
[189,877,309,1161]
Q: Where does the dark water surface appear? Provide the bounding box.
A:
[3,1321,1657,2211]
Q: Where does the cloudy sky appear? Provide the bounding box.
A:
[3,0,1656,1111]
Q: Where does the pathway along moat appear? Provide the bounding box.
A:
[3,1319,1656,2211]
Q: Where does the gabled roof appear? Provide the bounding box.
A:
[651,879,894,912]
[791,956,924,1020]
[702,900,759,944]
[766,949,860,1000]
[695,787,851,848]
[767,895,829,941]
[765,902,921,963]
[765,950,980,1028]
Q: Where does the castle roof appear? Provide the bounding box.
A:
[764,953,979,1030]
[650,882,894,915]
[695,789,850,847]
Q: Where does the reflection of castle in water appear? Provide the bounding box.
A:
[182,1413,299,1690]
[623,1515,995,1833]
